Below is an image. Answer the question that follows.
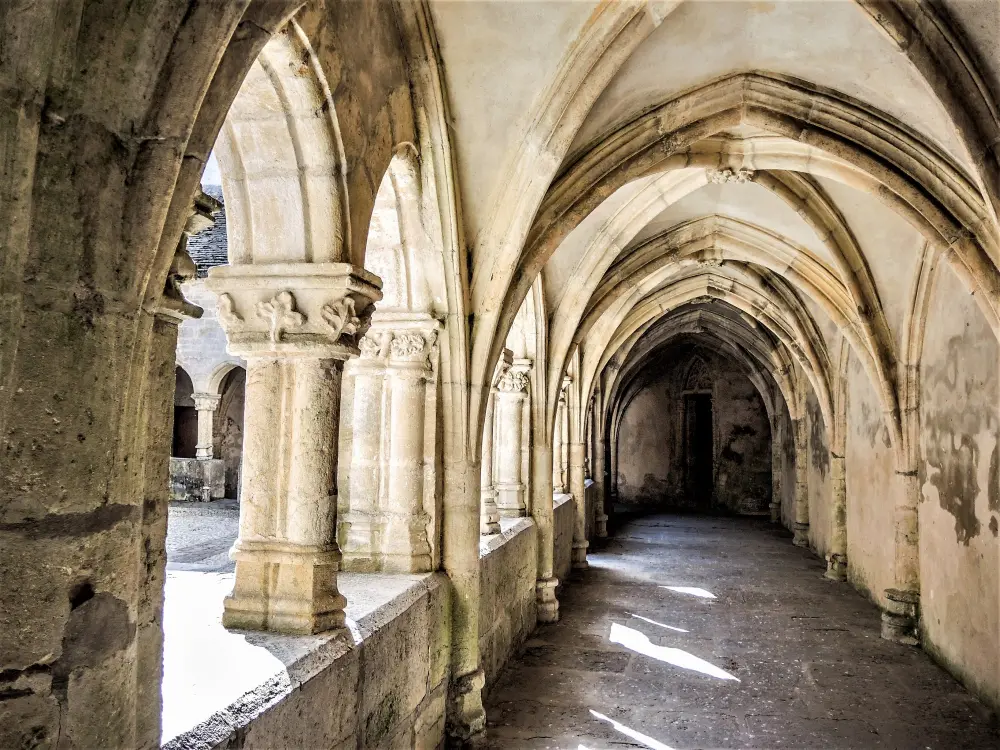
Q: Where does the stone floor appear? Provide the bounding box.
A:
[484,514,999,749]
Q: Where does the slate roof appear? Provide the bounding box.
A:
[188,184,228,278]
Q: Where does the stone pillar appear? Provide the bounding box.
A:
[340,332,389,571]
[480,389,501,535]
[495,364,529,517]
[192,392,221,459]
[594,434,608,538]
[206,264,380,634]
[825,452,848,580]
[134,242,204,747]
[552,396,565,494]
[770,414,783,523]
[570,441,589,569]
[381,327,437,573]
[560,378,571,491]
[792,416,810,547]
[533,436,560,623]
[882,470,921,644]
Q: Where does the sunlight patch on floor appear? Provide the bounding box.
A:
[628,612,689,632]
[661,585,716,599]
[610,622,739,681]
[589,710,677,750]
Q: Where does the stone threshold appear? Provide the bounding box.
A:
[161,570,442,749]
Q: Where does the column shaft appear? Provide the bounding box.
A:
[480,391,501,534]
[569,441,589,569]
[340,352,386,571]
[533,441,559,623]
[381,334,433,572]
[224,357,347,634]
[193,393,220,459]
[770,415,783,523]
[551,403,564,493]
[594,436,608,538]
[495,371,528,517]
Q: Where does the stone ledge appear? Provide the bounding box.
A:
[162,571,444,749]
[478,515,534,557]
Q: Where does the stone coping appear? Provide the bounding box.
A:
[479,516,534,557]
[553,492,572,509]
[161,570,443,749]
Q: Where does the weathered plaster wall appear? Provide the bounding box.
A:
[779,405,797,532]
[165,576,450,750]
[845,353,898,605]
[807,389,832,559]
[918,263,1000,709]
[616,347,771,514]
[478,519,538,692]
[553,494,574,587]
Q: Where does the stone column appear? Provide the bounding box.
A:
[770,414,783,523]
[480,388,501,534]
[381,327,437,572]
[570,440,589,569]
[825,452,848,580]
[192,392,221,459]
[560,377,571,491]
[552,396,565,493]
[792,416,810,547]
[207,264,380,634]
[340,332,389,571]
[883,470,921,644]
[495,364,530,517]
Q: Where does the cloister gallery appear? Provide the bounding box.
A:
[3,1,1000,748]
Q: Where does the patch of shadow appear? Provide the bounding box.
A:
[990,517,998,537]
[808,397,829,477]
[52,592,135,700]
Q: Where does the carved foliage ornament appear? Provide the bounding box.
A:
[707,168,755,184]
[321,297,361,340]
[218,293,243,326]
[497,368,529,393]
[256,290,304,343]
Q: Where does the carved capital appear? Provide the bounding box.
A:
[497,368,529,393]
[707,167,755,184]
[205,262,382,359]
[192,393,222,412]
[358,331,389,360]
[389,330,437,362]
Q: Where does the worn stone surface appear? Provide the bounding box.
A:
[484,515,998,749]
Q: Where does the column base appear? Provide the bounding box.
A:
[481,490,501,535]
[881,588,920,646]
[571,541,589,570]
[339,512,384,573]
[769,501,781,523]
[381,514,433,573]
[496,483,526,518]
[223,544,347,635]
[446,668,486,744]
[595,513,609,538]
[824,553,848,581]
[792,522,809,547]
[536,577,560,623]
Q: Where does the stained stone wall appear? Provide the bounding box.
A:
[845,353,899,605]
[479,519,537,692]
[807,389,833,560]
[616,346,771,514]
[553,494,574,586]
[917,263,1000,708]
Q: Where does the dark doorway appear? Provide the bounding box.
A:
[172,367,198,458]
[684,393,714,507]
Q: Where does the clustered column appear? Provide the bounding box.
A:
[883,469,921,644]
[207,264,380,634]
[339,332,389,571]
[494,363,530,518]
[770,414,783,523]
[381,327,437,572]
[480,358,509,535]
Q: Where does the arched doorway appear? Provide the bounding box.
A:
[172,367,197,458]
[215,367,245,499]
